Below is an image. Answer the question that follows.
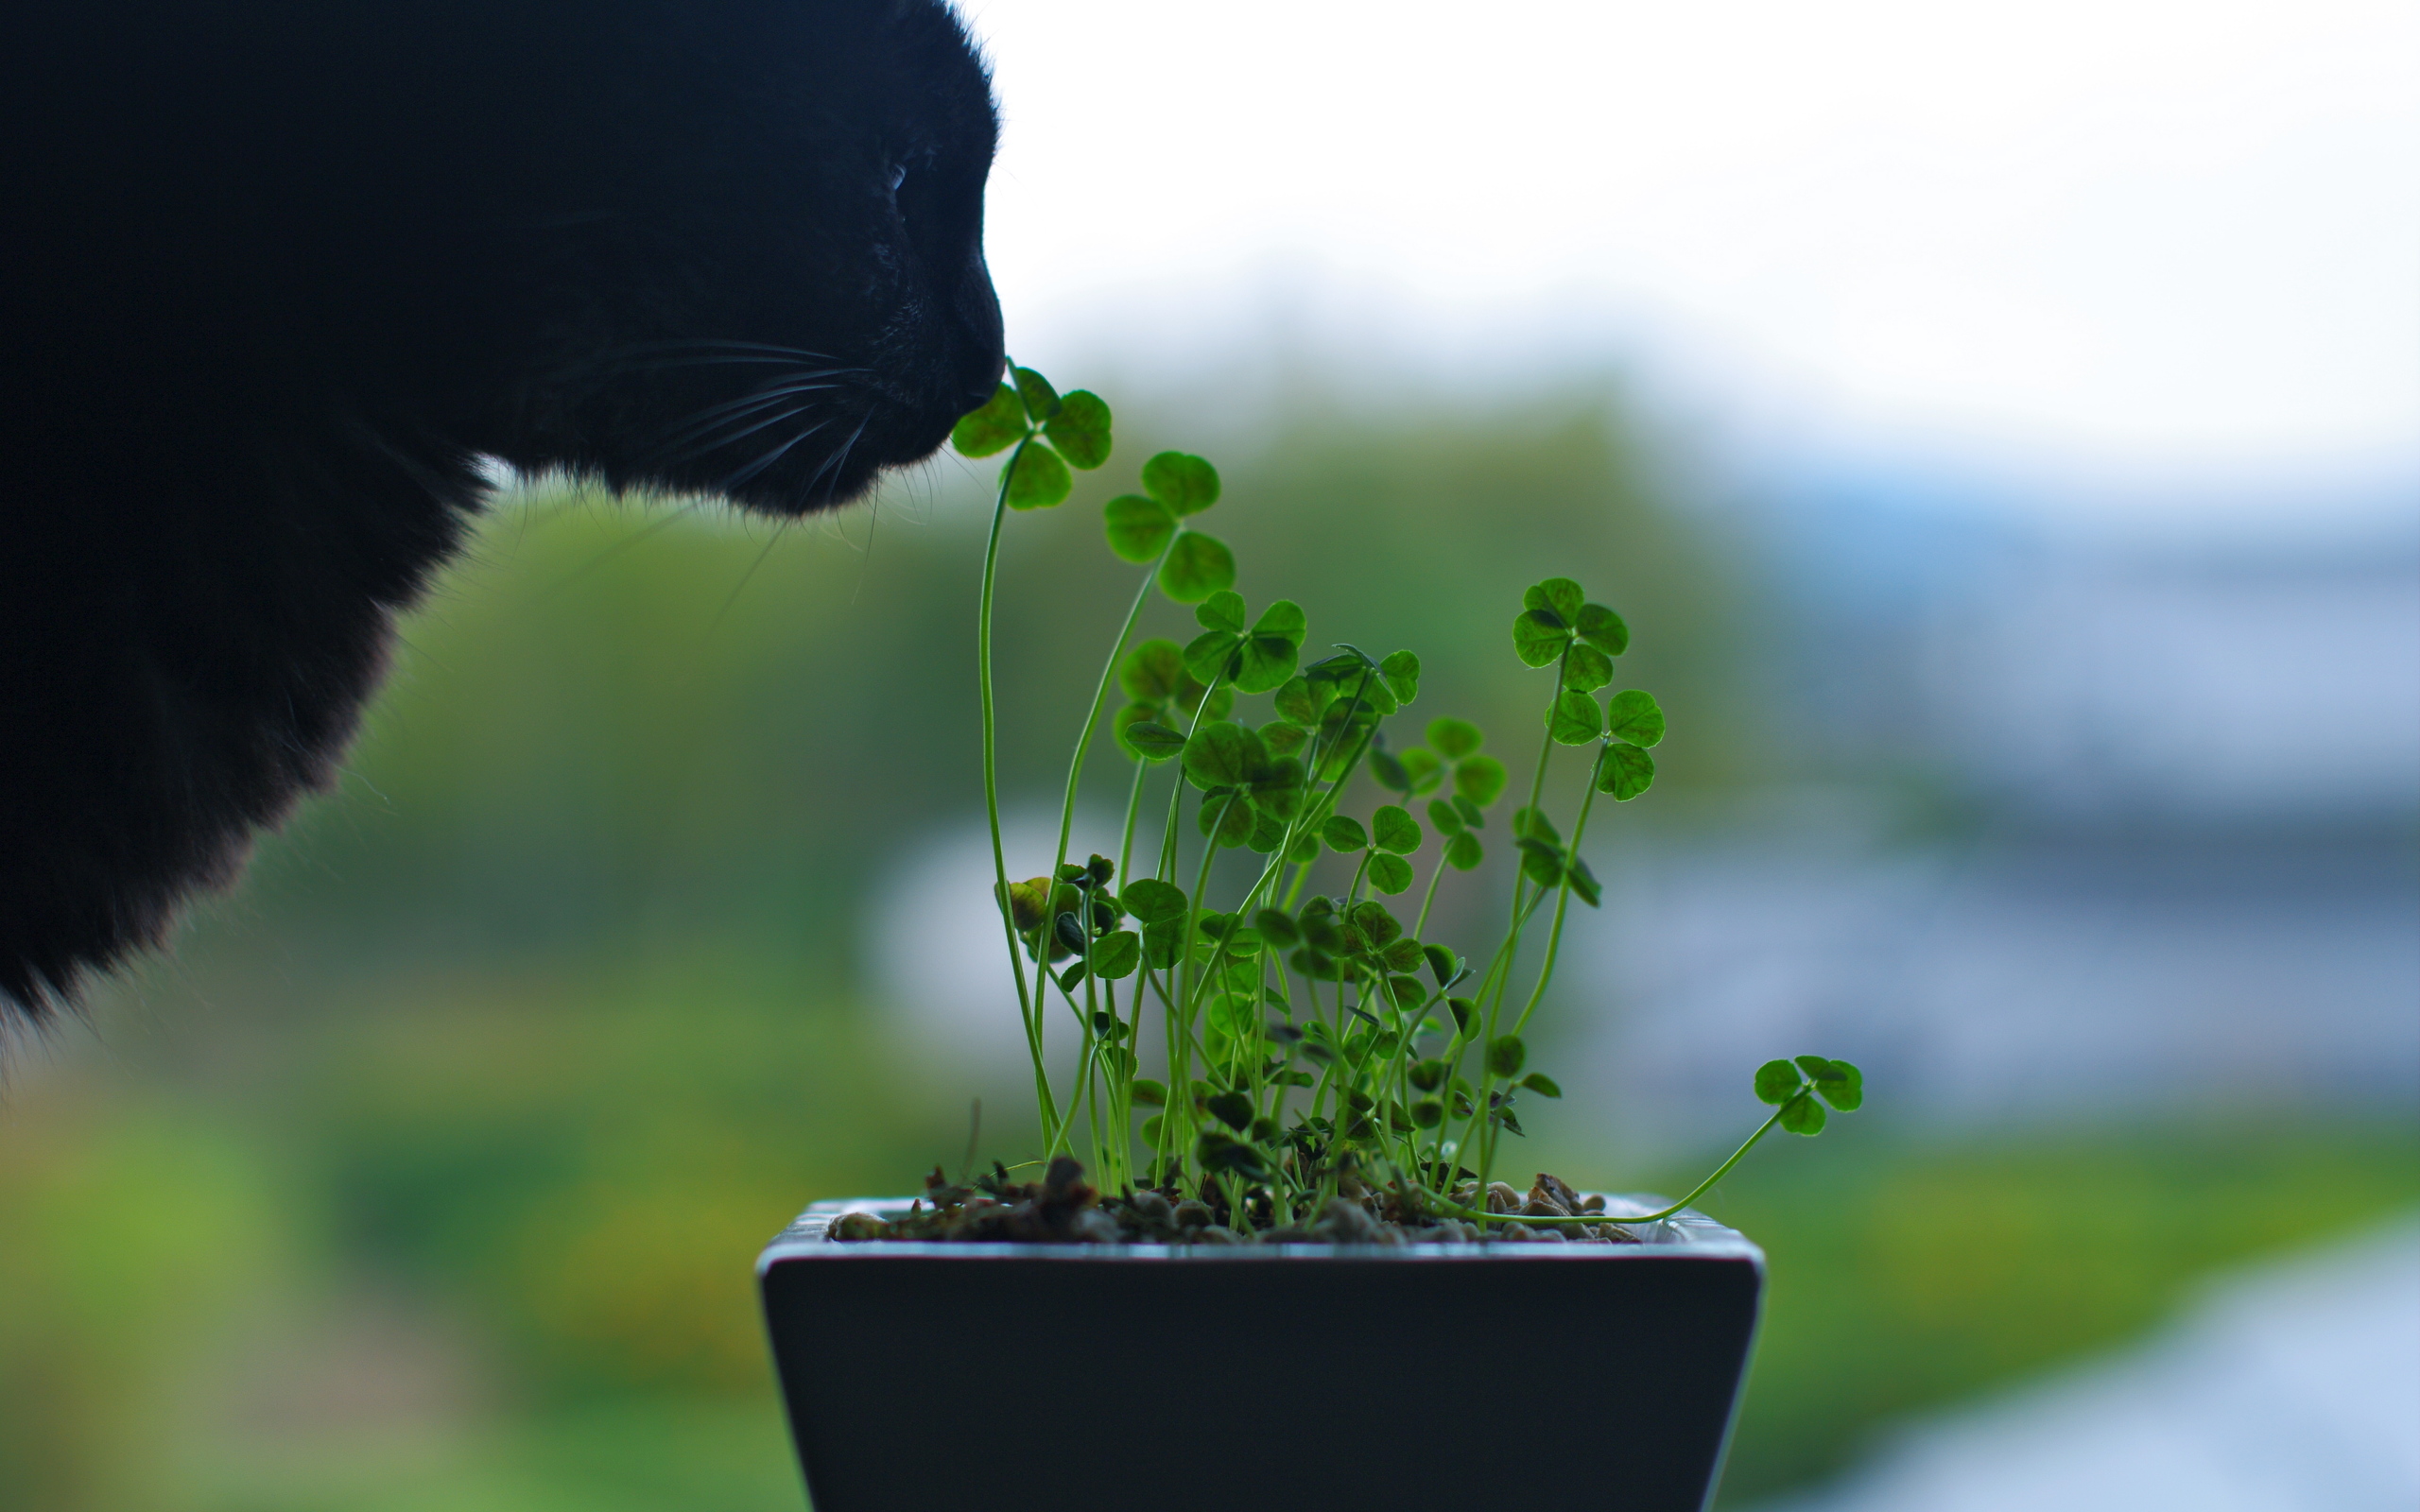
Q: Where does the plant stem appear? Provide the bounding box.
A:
[978,436,1059,1135]
[1410,850,1449,939]
[1050,543,1174,884]
[1163,798,1234,1173]
[1441,1102,1791,1228]
[1155,674,1226,882]
[1468,645,1573,1184]
[1508,763,1605,1040]
[1116,759,1148,897]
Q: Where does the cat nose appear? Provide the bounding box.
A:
[955,255,1006,409]
[961,356,1004,411]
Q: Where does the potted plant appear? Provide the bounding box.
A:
[757,369,1863,1512]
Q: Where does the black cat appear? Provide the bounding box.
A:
[0,0,1005,1029]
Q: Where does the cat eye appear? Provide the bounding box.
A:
[887,163,908,195]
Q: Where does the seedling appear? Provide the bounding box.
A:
[919,366,1859,1238]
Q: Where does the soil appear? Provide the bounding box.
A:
[823,1157,1646,1246]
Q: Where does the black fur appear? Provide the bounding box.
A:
[0,1,1004,1026]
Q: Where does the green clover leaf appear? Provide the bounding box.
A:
[1485,1035,1528,1077]
[1004,442,1072,509]
[1349,902,1402,947]
[1249,909,1298,951]
[1454,754,1508,808]
[1423,943,1461,985]
[1596,742,1655,799]
[1196,591,1248,635]
[1272,675,1325,728]
[1181,720,1267,790]
[997,876,1050,932]
[1547,689,1603,745]
[1426,717,1482,760]
[1236,600,1305,693]
[951,383,1028,457]
[1118,879,1188,924]
[1044,389,1112,469]
[1754,1059,1806,1105]
[1576,602,1629,656]
[1513,806,1562,845]
[1796,1055,1864,1111]
[1184,627,1242,685]
[1249,756,1306,819]
[1011,366,1062,421]
[1088,930,1142,980]
[1141,451,1220,515]
[1516,838,1564,890]
[1158,531,1236,602]
[1120,718,1187,763]
[1322,815,1369,852]
[1605,689,1667,747]
[1512,609,1569,668]
[1104,493,1177,562]
[1117,639,1186,704]
[1524,578,1585,624]
[1562,643,1615,693]
[1199,793,1256,848]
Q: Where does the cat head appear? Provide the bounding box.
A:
[490,0,1005,513]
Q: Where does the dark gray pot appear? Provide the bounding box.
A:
[757,1195,1764,1512]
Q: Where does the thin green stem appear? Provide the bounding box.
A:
[1508,767,1604,1040]
[1469,645,1573,1184]
[1160,793,1236,1176]
[1410,850,1449,939]
[1441,1104,1790,1228]
[1116,759,1149,894]
[1051,542,1176,884]
[1155,675,1227,882]
[977,436,1058,1135]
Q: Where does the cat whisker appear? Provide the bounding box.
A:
[806,409,875,509]
[620,355,866,376]
[526,499,711,606]
[648,383,841,459]
[611,337,841,361]
[658,373,841,425]
[700,519,795,641]
[718,420,834,494]
[658,403,821,470]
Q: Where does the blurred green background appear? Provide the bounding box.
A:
[4,388,2412,1511]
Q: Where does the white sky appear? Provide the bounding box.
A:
[963,0,2420,489]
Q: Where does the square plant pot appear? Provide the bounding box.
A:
[757,1194,1765,1512]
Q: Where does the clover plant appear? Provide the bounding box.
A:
[943,366,1861,1234]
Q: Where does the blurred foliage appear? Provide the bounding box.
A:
[3,388,2409,1510]
[1652,1117,2420,1504]
[2,963,948,1511]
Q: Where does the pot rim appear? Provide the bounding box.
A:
[758,1192,1763,1274]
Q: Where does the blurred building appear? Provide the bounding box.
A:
[1580,473,2420,1139]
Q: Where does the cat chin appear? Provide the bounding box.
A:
[568,391,952,519]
